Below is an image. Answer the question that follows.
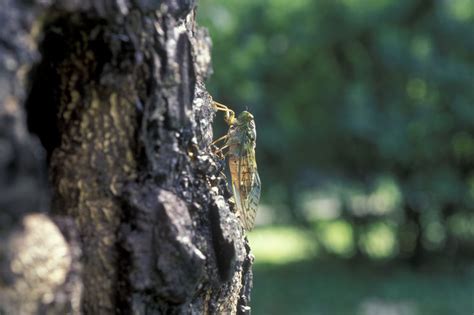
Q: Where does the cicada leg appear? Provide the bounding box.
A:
[212,134,229,146]
[212,101,236,125]
[214,144,229,156]
[212,144,230,160]
[212,101,232,112]
[211,133,228,159]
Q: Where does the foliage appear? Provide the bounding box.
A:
[198,0,474,259]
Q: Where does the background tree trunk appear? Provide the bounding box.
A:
[0,0,253,314]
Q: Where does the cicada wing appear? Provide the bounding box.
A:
[239,148,260,231]
[229,154,244,213]
[243,169,260,231]
[229,144,253,230]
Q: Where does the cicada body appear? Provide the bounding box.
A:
[226,111,261,231]
[212,102,261,231]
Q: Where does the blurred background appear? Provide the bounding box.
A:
[198,0,474,314]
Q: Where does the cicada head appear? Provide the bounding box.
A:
[237,111,254,124]
[232,111,256,145]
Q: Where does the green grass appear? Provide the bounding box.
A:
[248,226,474,315]
[252,260,474,315]
[248,226,318,264]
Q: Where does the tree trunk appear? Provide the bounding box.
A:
[0,1,253,314]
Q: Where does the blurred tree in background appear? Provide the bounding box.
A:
[199,0,474,263]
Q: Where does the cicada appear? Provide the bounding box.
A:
[212,101,261,231]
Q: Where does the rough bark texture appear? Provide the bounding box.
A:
[0,0,253,314]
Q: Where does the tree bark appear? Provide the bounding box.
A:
[0,1,253,314]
